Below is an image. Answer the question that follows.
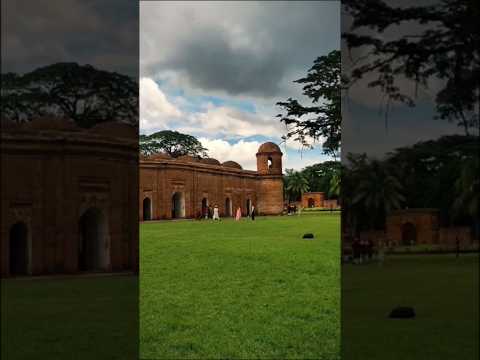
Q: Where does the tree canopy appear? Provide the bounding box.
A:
[342,135,479,234]
[343,0,480,135]
[277,50,341,156]
[140,130,208,158]
[1,62,138,128]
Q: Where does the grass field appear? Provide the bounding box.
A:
[1,275,138,360]
[342,254,479,360]
[140,213,340,359]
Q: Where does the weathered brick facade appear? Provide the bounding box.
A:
[139,142,284,220]
[1,119,138,277]
[301,192,325,208]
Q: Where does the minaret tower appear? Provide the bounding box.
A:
[256,142,284,215]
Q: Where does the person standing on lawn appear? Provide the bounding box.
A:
[235,206,242,221]
[213,205,220,220]
[251,205,256,220]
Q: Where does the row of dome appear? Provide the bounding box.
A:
[141,153,243,169]
[2,118,137,139]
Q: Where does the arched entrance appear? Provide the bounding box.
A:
[201,197,208,218]
[401,222,417,246]
[246,199,252,216]
[172,192,185,218]
[308,198,315,208]
[225,197,232,217]
[143,197,152,221]
[9,222,29,276]
[78,207,109,272]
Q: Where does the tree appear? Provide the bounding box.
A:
[453,156,479,220]
[284,169,310,203]
[343,0,479,134]
[140,130,208,158]
[277,50,341,156]
[328,171,340,198]
[1,63,138,128]
[349,156,405,230]
[302,161,341,196]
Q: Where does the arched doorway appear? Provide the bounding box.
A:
[201,197,208,218]
[401,222,417,246]
[172,192,185,218]
[308,198,315,208]
[143,197,152,221]
[268,157,273,169]
[78,207,109,272]
[9,222,29,276]
[246,199,252,216]
[225,197,232,217]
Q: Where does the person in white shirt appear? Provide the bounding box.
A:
[213,205,220,220]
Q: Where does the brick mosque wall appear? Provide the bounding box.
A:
[301,192,325,208]
[139,142,284,220]
[1,119,138,277]
[352,209,478,248]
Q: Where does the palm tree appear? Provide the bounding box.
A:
[285,170,310,203]
[328,170,340,198]
[453,156,479,219]
[352,159,405,229]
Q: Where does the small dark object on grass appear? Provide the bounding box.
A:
[389,306,415,319]
[302,233,314,239]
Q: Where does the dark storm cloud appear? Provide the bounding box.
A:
[141,1,340,98]
[1,0,138,76]
[165,27,286,97]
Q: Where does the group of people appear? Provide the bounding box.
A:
[285,204,298,215]
[351,237,381,264]
[197,204,256,221]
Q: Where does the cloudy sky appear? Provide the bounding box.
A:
[1,0,138,76]
[341,0,464,159]
[140,1,340,171]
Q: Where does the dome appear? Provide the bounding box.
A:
[147,152,171,160]
[222,161,242,169]
[200,158,221,165]
[177,155,200,162]
[90,121,137,139]
[24,116,79,131]
[258,142,281,153]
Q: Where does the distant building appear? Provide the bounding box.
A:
[348,208,478,248]
[139,142,284,220]
[301,192,339,209]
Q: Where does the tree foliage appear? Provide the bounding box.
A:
[283,169,310,203]
[1,63,138,128]
[277,50,341,156]
[343,0,480,134]
[140,130,208,158]
[342,135,479,233]
[301,161,341,196]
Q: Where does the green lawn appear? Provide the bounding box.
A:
[140,213,340,359]
[342,254,479,360]
[1,275,138,360]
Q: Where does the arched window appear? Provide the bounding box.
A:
[79,207,108,272]
[143,197,152,221]
[401,222,417,246]
[172,192,185,218]
[9,222,29,276]
[268,156,273,169]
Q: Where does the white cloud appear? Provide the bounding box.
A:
[180,104,283,139]
[199,137,261,170]
[199,137,329,171]
[140,77,182,133]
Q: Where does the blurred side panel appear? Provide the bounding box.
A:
[1,0,139,359]
[341,0,479,359]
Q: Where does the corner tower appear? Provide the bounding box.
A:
[256,142,284,215]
